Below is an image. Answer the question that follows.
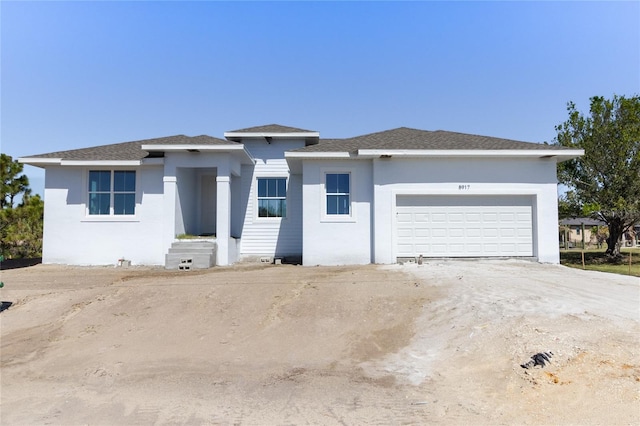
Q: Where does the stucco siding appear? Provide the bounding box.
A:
[371,157,560,263]
[42,166,165,265]
[302,160,373,265]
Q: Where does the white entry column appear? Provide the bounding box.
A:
[162,176,177,260]
[216,175,231,266]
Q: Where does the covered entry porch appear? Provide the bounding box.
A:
[163,164,246,266]
[140,141,254,267]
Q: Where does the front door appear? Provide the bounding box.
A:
[200,175,216,236]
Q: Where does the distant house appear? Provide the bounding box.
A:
[559,217,607,248]
[19,124,583,267]
[559,218,640,248]
[625,224,640,247]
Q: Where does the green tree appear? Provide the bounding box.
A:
[554,95,640,258]
[557,190,582,219]
[0,154,43,259]
[0,194,44,258]
[1,153,31,208]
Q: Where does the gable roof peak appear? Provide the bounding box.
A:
[226,124,316,134]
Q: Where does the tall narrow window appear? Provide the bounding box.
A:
[88,171,112,215]
[88,170,136,215]
[326,173,350,215]
[114,171,136,215]
[257,178,286,218]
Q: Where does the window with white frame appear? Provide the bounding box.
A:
[88,170,136,215]
[325,173,350,215]
[257,177,286,218]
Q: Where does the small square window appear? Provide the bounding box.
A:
[257,177,286,218]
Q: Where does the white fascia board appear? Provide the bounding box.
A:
[19,157,165,167]
[18,157,62,166]
[140,158,164,165]
[224,131,320,139]
[141,144,246,151]
[357,149,585,160]
[60,160,141,166]
[284,151,352,159]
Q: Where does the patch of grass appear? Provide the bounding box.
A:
[176,234,199,240]
[560,248,640,277]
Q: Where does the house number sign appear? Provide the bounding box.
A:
[458,184,471,190]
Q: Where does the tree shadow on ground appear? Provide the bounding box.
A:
[0,258,42,270]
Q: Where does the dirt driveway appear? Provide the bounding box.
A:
[1,260,638,425]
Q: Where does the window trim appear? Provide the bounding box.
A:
[255,176,288,220]
[321,168,355,222]
[84,169,138,220]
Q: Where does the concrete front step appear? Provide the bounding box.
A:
[170,241,216,249]
[165,241,216,269]
[165,253,215,269]
[168,247,217,254]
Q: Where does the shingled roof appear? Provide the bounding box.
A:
[226,124,316,133]
[21,126,576,164]
[21,135,236,161]
[559,217,607,226]
[292,127,568,153]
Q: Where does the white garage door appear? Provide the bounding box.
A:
[396,195,533,258]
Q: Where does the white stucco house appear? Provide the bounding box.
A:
[19,124,583,267]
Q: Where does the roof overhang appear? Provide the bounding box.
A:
[18,158,162,168]
[284,151,352,159]
[141,144,255,164]
[62,160,141,166]
[18,157,62,167]
[284,148,584,173]
[141,144,248,152]
[356,149,585,162]
[224,131,320,144]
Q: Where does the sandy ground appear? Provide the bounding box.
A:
[0,260,638,425]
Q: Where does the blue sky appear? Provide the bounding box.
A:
[2,1,639,197]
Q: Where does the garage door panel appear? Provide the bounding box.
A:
[414,244,430,253]
[467,228,482,237]
[518,228,532,237]
[415,213,430,222]
[397,228,413,238]
[483,228,499,237]
[449,244,465,253]
[397,195,533,258]
[466,213,482,223]
[500,228,516,237]
[397,213,412,223]
[431,213,447,222]
[466,244,483,254]
[449,213,464,222]
[501,243,516,251]
[483,243,499,253]
[432,229,447,238]
[483,212,498,223]
[433,246,449,254]
[499,212,516,223]
[415,228,430,238]
[450,228,465,237]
